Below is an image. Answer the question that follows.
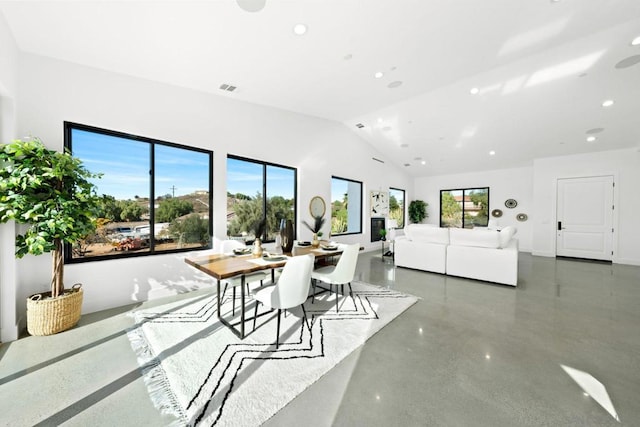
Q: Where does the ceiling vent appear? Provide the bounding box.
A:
[219,84,237,92]
[355,123,365,129]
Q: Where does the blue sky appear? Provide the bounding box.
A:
[226,157,294,199]
[72,129,210,200]
[73,129,295,201]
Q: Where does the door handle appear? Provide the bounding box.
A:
[558,221,562,231]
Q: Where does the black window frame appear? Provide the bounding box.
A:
[439,187,490,229]
[226,154,297,243]
[389,187,406,229]
[330,175,363,236]
[63,121,213,264]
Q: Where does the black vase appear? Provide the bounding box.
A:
[280,219,294,253]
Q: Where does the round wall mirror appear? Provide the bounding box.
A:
[309,196,326,218]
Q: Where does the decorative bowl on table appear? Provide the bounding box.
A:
[262,253,287,262]
[297,241,311,247]
[321,245,338,251]
[232,247,251,255]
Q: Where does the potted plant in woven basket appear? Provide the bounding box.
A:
[0,138,101,336]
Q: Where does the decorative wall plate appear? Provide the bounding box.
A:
[516,213,528,222]
[491,209,503,218]
[505,199,518,209]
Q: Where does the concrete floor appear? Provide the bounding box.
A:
[1,251,639,426]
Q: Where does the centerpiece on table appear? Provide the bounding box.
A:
[303,215,325,248]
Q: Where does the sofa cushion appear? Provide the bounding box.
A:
[499,226,517,248]
[404,224,449,244]
[449,228,500,249]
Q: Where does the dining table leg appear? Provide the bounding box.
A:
[240,275,246,338]
[216,279,221,316]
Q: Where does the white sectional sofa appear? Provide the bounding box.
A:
[395,224,519,286]
[394,224,449,274]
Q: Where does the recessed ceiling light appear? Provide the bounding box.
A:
[631,36,640,46]
[470,87,479,95]
[586,136,597,142]
[421,160,426,165]
[404,163,410,167]
[293,23,307,35]
[374,71,384,79]
[602,99,614,107]
[236,0,266,12]
[387,81,403,89]
[489,150,496,156]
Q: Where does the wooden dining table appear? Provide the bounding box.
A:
[184,245,343,339]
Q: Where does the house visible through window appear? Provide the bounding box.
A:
[440,187,489,228]
[331,176,362,235]
[64,122,213,262]
[226,156,296,242]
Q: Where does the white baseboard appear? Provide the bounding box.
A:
[613,257,640,266]
[532,251,555,257]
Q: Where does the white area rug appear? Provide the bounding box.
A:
[127,281,417,426]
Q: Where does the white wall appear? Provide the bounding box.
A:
[532,148,640,265]
[0,10,19,342]
[414,166,534,252]
[10,53,413,317]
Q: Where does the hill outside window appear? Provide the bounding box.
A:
[64,122,213,262]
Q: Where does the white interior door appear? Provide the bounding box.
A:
[556,176,614,261]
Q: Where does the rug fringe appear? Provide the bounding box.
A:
[352,280,424,300]
[127,322,188,426]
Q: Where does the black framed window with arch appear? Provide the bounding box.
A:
[439,187,489,228]
[330,176,363,236]
[64,122,213,263]
[226,155,297,243]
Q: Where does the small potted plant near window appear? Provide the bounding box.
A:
[251,218,266,257]
[303,215,325,248]
[0,138,101,335]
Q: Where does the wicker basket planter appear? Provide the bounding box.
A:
[27,284,83,336]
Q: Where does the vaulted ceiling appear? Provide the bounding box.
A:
[1,0,639,176]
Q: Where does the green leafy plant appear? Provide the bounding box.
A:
[0,138,101,298]
[408,200,428,224]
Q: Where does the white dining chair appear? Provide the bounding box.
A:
[220,239,270,315]
[311,243,360,312]
[252,254,314,348]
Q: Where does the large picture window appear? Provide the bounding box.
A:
[389,187,405,229]
[226,156,296,242]
[440,187,489,228]
[64,122,213,262]
[331,176,362,235]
